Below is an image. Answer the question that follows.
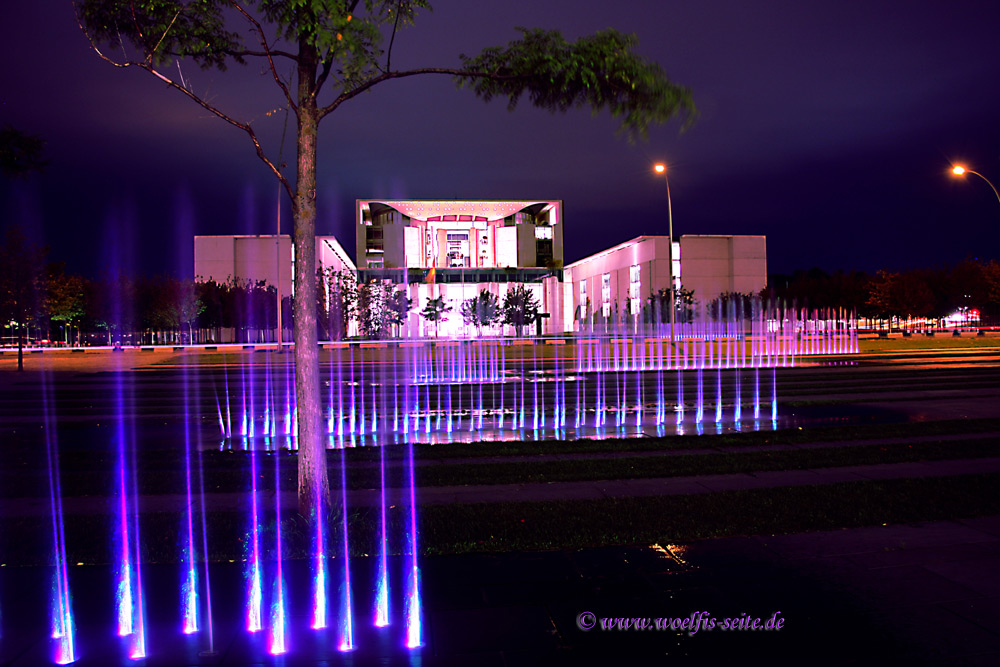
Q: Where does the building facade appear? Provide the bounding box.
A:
[194,234,355,294]
[678,235,768,303]
[563,234,766,329]
[194,202,766,338]
[355,199,563,270]
[355,200,564,337]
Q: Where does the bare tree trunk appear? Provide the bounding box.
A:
[294,44,328,515]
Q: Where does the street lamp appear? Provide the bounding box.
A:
[950,164,1000,207]
[654,163,676,344]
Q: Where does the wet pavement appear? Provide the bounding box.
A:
[3,346,1000,664]
[3,515,999,665]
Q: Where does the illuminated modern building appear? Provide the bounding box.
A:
[355,199,562,271]
[194,202,766,338]
[356,200,564,337]
[563,234,767,327]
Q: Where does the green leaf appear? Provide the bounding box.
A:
[457,28,695,140]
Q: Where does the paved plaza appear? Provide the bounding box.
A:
[1,342,998,664]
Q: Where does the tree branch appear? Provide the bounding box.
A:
[385,1,402,73]
[184,47,300,61]
[230,2,298,113]
[78,10,293,201]
[320,67,515,118]
[314,50,336,95]
[147,10,180,65]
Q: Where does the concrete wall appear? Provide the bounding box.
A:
[195,235,354,291]
[731,235,768,295]
[194,236,238,283]
[382,222,406,268]
[564,236,673,329]
[679,235,767,309]
[496,227,518,267]
[516,224,537,267]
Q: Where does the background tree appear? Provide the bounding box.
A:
[195,279,224,342]
[982,260,1000,319]
[866,270,935,325]
[387,287,412,338]
[706,292,756,322]
[460,289,500,336]
[502,285,540,336]
[421,296,451,338]
[767,267,873,312]
[174,278,205,344]
[320,268,357,340]
[1,126,48,366]
[47,265,89,345]
[649,286,696,324]
[355,280,395,339]
[77,0,694,511]
[0,228,49,369]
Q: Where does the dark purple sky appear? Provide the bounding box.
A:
[3,0,1000,278]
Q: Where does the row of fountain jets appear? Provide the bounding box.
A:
[40,309,857,663]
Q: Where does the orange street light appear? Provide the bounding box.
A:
[950,163,1000,206]
[653,162,676,343]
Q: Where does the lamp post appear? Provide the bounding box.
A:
[951,164,1000,207]
[654,163,676,344]
[276,183,283,349]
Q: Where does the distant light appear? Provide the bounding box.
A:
[952,165,967,176]
[653,163,666,174]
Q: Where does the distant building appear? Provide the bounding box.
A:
[194,234,355,294]
[194,202,766,337]
[356,200,563,337]
[355,199,562,270]
[564,235,767,327]
[678,235,767,304]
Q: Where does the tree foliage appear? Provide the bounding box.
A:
[458,28,694,140]
[705,292,757,322]
[76,0,696,510]
[387,287,412,337]
[502,284,539,336]
[355,280,397,339]
[647,286,695,324]
[47,264,89,343]
[460,289,500,335]
[0,228,48,368]
[420,295,450,337]
[319,268,357,340]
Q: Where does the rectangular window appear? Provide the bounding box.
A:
[534,226,552,240]
[601,272,611,317]
[672,241,681,290]
[629,264,641,313]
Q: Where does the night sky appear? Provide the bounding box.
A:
[3,0,1000,279]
